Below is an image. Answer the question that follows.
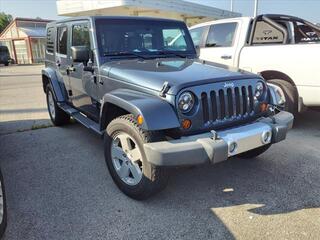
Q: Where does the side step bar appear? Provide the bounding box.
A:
[58,103,103,136]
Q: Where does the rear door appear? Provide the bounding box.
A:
[55,25,71,91]
[199,21,239,66]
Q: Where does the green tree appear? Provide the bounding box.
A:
[0,12,13,33]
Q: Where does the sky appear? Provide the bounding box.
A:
[0,0,320,23]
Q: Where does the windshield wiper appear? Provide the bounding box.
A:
[156,51,189,59]
[103,51,148,59]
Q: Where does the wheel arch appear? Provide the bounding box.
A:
[100,89,180,131]
[42,68,66,102]
[260,70,296,88]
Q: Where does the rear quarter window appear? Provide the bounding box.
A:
[46,27,55,54]
[252,21,284,44]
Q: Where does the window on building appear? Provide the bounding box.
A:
[57,26,68,55]
[206,23,237,47]
[46,27,54,53]
[189,27,205,47]
[72,23,90,47]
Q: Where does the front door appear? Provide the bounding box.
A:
[68,22,99,120]
[200,22,239,67]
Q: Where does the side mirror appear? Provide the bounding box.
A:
[71,46,89,63]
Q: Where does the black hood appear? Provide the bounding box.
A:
[100,58,259,95]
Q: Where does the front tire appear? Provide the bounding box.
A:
[46,85,70,126]
[104,114,169,200]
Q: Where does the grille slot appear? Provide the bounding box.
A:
[201,84,254,125]
[201,92,209,123]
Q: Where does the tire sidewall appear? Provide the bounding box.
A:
[46,85,57,124]
[0,168,7,238]
[268,79,298,114]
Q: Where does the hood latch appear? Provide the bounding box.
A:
[159,81,170,97]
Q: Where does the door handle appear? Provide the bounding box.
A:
[221,55,232,60]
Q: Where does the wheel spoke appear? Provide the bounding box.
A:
[112,145,124,160]
[129,164,142,182]
[118,163,130,179]
[118,135,131,152]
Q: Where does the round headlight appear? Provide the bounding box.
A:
[255,82,265,99]
[178,91,195,113]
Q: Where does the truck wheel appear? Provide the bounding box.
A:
[104,114,168,200]
[46,85,70,126]
[0,168,7,238]
[268,79,298,115]
[238,144,271,159]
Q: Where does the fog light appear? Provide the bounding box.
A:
[229,142,237,154]
[261,131,272,144]
[181,119,191,129]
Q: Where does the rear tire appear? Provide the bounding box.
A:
[238,144,271,159]
[46,85,70,126]
[4,62,8,66]
[104,114,169,200]
[268,79,298,115]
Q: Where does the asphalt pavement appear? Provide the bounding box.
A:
[0,65,320,240]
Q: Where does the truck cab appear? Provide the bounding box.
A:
[190,14,320,114]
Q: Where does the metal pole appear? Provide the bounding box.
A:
[230,0,234,12]
[254,0,259,17]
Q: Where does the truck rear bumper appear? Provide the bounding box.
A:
[143,111,293,166]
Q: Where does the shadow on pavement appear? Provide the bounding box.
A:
[0,110,319,239]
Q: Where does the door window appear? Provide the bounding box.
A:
[72,23,90,47]
[206,23,237,47]
[56,26,68,55]
[189,27,205,47]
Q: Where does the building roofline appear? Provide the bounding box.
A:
[14,17,53,23]
[0,17,52,39]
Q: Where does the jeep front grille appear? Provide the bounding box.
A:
[201,85,254,123]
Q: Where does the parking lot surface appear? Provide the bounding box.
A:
[0,65,320,240]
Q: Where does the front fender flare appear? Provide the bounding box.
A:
[100,89,180,131]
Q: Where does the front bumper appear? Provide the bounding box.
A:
[144,111,294,166]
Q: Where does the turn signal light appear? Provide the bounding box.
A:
[181,119,192,129]
[260,103,268,112]
[137,115,144,125]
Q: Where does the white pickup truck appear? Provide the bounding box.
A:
[188,14,320,114]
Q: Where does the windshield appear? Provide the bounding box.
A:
[95,18,196,61]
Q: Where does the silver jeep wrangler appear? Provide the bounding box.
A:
[42,16,293,199]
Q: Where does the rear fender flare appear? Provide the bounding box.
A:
[42,68,66,102]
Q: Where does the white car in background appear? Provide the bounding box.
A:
[188,14,320,114]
